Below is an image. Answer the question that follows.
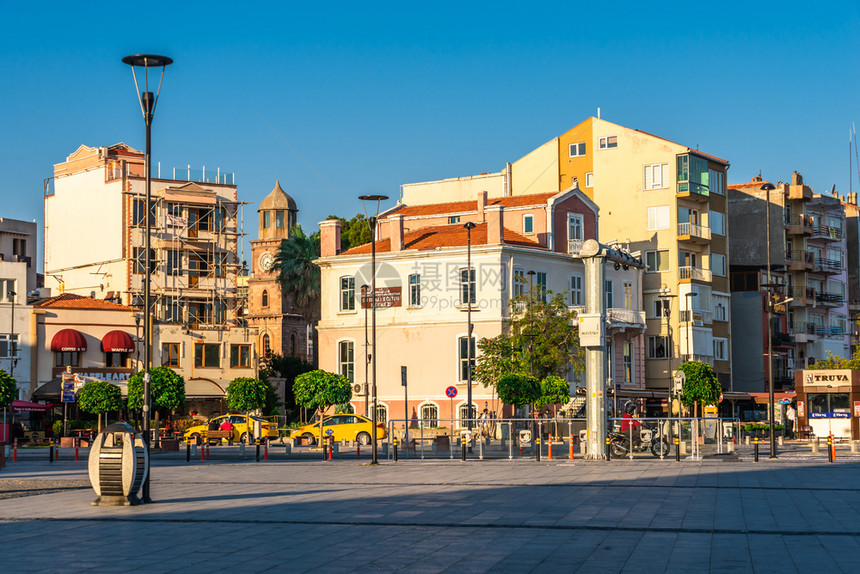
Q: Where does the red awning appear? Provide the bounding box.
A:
[12,400,51,412]
[101,330,135,353]
[50,329,87,352]
[748,392,796,405]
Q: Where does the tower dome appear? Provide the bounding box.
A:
[258,180,298,239]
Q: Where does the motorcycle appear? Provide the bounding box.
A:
[609,423,671,457]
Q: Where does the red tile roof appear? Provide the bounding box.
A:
[340,222,541,255]
[728,178,774,190]
[391,192,558,218]
[34,293,135,311]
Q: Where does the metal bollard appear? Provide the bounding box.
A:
[536,434,541,462]
[675,437,680,462]
[754,437,759,462]
[606,437,611,461]
[828,434,834,463]
[255,440,260,462]
[461,437,466,461]
[186,441,191,463]
[569,433,574,461]
[49,441,54,463]
[394,437,399,462]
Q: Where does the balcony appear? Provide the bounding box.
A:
[811,256,843,274]
[784,214,813,236]
[680,353,715,365]
[811,225,843,242]
[679,266,712,283]
[771,332,795,348]
[676,182,710,202]
[787,286,815,306]
[677,223,711,244]
[789,322,816,343]
[788,185,812,201]
[568,239,584,256]
[607,308,646,328]
[785,249,813,272]
[814,325,846,339]
[815,292,845,307]
[680,309,713,325]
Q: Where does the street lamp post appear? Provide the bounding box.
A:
[463,222,477,452]
[659,289,677,417]
[684,292,696,360]
[359,195,389,465]
[761,182,778,459]
[9,290,15,379]
[526,270,539,461]
[362,284,370,419]
[123,53,173,502]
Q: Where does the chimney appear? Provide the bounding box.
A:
[477,190,488,222]
[849,192,858,205]
[752,175,762,183]
[319,219,342,257]
[792,171,803,185]
[486,205,504,245]
[390,214,404,251]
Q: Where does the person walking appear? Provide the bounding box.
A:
[786,403,796,440]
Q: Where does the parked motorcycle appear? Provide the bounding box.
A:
[609,424,671,457]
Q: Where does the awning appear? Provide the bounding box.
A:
[12,400,51,412]
[101,330,135,353]
[748,391,796,405]
[51,329,87,352]
[185,378,226,398]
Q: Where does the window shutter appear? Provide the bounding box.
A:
[644,166,652,190]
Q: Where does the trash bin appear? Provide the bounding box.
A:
[88,422,149,506]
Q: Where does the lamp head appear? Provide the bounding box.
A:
[760,182,776,192]
[463,222,477,231]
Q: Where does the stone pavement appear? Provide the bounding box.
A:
[2,457,860,573]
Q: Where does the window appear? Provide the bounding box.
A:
[585,172,594,188]
[713,338,728,361]
[194,343,221,368]
[133,248,156,274]
[460,268,476,305]
[262,211,271,229]
[569,142,586,157]
[570,274,583,306]
[568,214,583,241]
[677,154,710,195]
[132,199,154,226]
[623,342,634,384]
[165,250,181,275]
[651,298,670,319]
[623,281,633,309]
[808,393,850,414]
[338,341,354,382]
[1,280,15,303]
[262,290,269,308]
[448,216,461,224]
[375,404,388,426]
[513,268,526,299]
[830,315,847,336]
[648,336,671,359]
[605,280,614,309]
[646,250,669,272]
[599,136,618,149]
[523,214,534,234]
[644,163,669,190]
[459,403,477,422]
[12,238,26,258]
[0,334,19,359]
[340,276,355,311]
[459,336,476,381]
[536,272,548,302]
[408,274,421,307]
[214,207,226,232]
[160,298,183,323]
[708,169,725,195]
[276,210,285,228]
[711,253,727,277]
[710,211,726,236]
[162,343,180,367]
[262,334,271,357]
[647,206,670,230]
[55,351,80,367]
[230,344,251,368]
[104,351,128,368]
[420,403,439,427]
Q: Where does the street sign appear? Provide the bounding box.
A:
[673,370,685,394]
[325,428,334,436]
[445,386,458,398]
[61,373,75,403]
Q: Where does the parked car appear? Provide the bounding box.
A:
[290,414,387,445]
[183,414,278,444]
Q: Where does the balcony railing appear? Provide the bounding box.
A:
[680,353,714,365]
[811,224,843,240]
[680,309,713,324]
[771,332,795,347]
[677,222,711,240]
[785,250,814,265]
[568,239,584,256]
[785,214,813,233]
[607,308,646,326]
[789,322,816,337]
[812,257,843,273]
[816,292,845,305]
[170,166,236,185]
[679,266,712,282]
[676,182,710,198]
[814,325,846,338]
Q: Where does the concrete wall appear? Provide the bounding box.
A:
[511,139,559,197]
[727,186,786,268]
[729,291,764,392]
[401,172,506,205]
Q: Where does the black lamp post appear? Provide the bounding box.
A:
[359,194,388,465]
[463,222,477,451]
[659,289,677,413]
[362,284,370,419]
[122,53,173,502]
[9,290,16,379]
[761,181,778,459]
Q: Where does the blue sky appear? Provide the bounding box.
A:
[2,2,859,269]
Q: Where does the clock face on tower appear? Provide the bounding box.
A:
[259,252,274,272]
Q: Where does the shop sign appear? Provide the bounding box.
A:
[797,401,805,418]
[854,401,860,417]
[809,412,851,419]
[361,287,402,309]
[52,368,133,382]
[803,370,852,387]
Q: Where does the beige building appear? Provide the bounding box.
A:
[316,187,646,425]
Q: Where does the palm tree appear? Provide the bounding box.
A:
[273,224,321,363]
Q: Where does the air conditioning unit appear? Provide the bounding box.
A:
[353,384,363,395]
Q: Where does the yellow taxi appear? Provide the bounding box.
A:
[290,414,387,445]
[183,414,278,444]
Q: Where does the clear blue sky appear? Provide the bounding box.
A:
[2,2,859,270]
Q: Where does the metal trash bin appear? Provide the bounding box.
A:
[88,422,149,506]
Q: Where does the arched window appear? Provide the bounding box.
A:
[262,334,271,357]
[261,289,269,308]
[375,403,388,426]
[419,402,439,428]
[458,402,477,428]
[290,333,296,356]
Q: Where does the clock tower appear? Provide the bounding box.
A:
[247,181,309,362]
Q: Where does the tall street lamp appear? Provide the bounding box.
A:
[684,292,696,360]
[359,194,388,465]
[463,222,477,452]
[526,270,539,461]
[9,290,16,379]
[362,284,370,419]
[123,53,173,502]
[659,289,677,415]
[761,181,778,459]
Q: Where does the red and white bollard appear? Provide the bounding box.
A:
[13,438,17,462]
[75,438,79,462]
[569,433,574,461]
[547,434,553,461]
[357,443,361,458]
[264,440,268,461]
[327,437,334,461]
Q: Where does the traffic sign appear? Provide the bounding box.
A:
[445,386,458,398]
[325,428,334,436]
[61,373,76,403]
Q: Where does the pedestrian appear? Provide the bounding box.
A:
[220,417,234,445]
[786,403,796,440]
[480,409,489,440]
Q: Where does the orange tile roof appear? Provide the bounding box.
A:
[340,222,542,255]
[392,192,558,218]
[34,293,135,311]
[728,179,774,190]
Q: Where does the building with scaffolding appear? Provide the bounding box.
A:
[44,144,258,407]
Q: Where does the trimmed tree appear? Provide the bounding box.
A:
[127,366,186,431]
[226,377,269,413]
[496,374,541,409]
[0,369,15,409]
[293,370,352,445]
[77,381,123,432]
[678,361,721,417]
[535,375,571,436]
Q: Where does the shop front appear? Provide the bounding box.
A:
[795,369,860,439]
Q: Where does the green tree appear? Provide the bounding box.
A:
[273,224,321,365]
[809,349,860,370]
[678,361,721,416]
[259,353,315,420]
[293,370,352,444]
[77,381,123,432]
[127,367,186,429]
[226,377,269,413]
[535,376,571,409]
[495,374,541,408]
[326,213,372,252]
[0,369,15,409]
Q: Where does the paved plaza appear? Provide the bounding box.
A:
[2,454,860,573]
